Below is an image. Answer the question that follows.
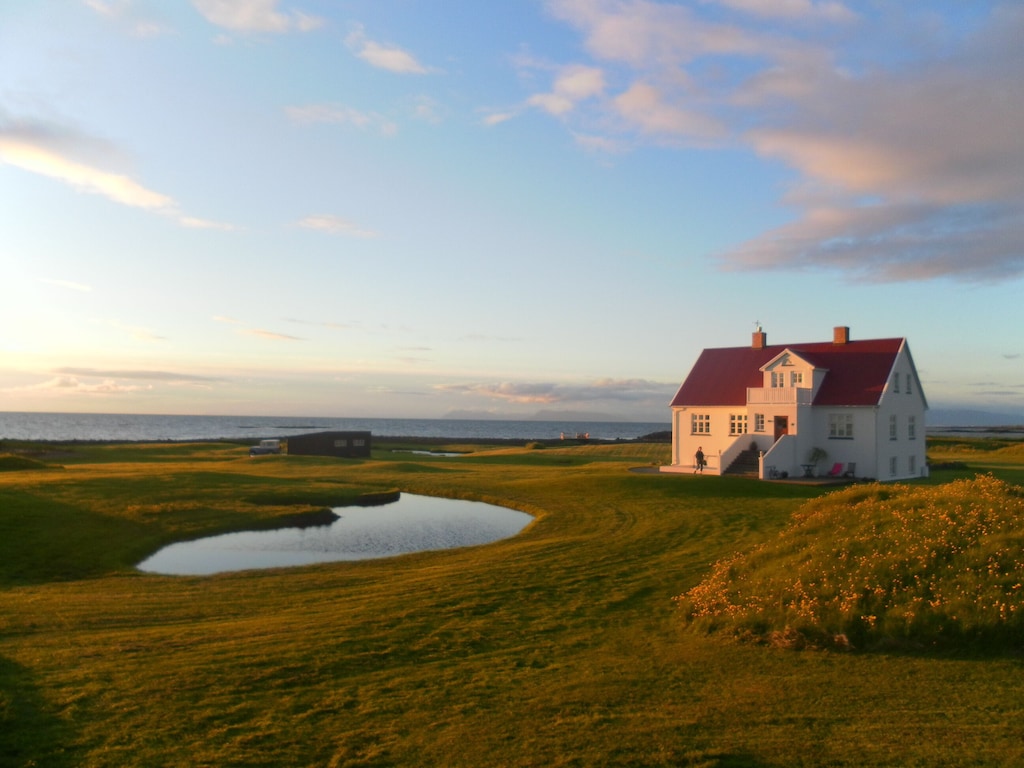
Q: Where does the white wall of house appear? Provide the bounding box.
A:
[872,346,928,480]
[669,406,740,474]
[804,406,878,479]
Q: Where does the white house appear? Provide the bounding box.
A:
[663,326,928,481]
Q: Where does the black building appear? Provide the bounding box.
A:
[286,431,372,458]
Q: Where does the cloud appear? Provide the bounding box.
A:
[572,132,626,153]
[482,110,518,127]
[284,317,354,330]
[528,64,605,116]
[345,24,429,74]
[436,378,674,405]
[613,81,723,140]
[707,0,856,23]
[541,0,1024,282]
[35,375,150,395]
[53,367,223,383]
[39,278,92,292]
[0,134,172,209]
[297,214,377,238]
[285,104,397,136]
[85,0,173,37]
[0,117,234,230]
[722,10,1024,281]
[191,0,323,33]
[241,328,305,341]
[212,316,305,340]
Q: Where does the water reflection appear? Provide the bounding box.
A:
[138,493,532,576]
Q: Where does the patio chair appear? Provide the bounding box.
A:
[826,462,844,477]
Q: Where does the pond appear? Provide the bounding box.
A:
[138,493,533,576]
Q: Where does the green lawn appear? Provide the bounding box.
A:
[1,438,1022,767]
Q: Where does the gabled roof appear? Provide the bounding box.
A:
[669,337,906,408]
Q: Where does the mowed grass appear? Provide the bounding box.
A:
[0,439,1022,766]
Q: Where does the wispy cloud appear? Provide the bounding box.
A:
[345,23,430,74]
[0,117,234,230]
[214,315,305,340]
[35,375,150,395]
[297,214,378,238]
[540,0,1024,282]
[54,367,223,383]
[436,378,674,405]
[482,110,518,127]
[241,328,305,341]
[39,278,92,292]
[285,104,398,136]
[708,0,856,23]
[284,317,354,330]
[612,81,723,141]
[527,64,605,116]
[85,0,172,37]
[191,0,323,34]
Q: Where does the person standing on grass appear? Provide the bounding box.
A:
[694,446,705,474]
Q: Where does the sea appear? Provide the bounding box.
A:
[0,412,671,443]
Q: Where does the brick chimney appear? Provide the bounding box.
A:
[833,326,850,345]
[752,328,767,349]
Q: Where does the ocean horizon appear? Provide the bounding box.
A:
[0,411,671,443]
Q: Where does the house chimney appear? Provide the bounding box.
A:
[833,326,850,345]
[752,328,767,349]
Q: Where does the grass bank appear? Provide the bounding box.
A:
[1,438,1023,766]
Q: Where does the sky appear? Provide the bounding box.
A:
[1,0,1023,422]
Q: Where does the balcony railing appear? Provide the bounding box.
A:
[747,386,813,405]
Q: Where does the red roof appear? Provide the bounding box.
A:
[669,337,905,408]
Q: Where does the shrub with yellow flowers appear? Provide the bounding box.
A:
[676,475,1024,652]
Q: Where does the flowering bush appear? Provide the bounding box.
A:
[676,475,1024,651]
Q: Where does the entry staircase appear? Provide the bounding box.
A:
[723,448,760,478]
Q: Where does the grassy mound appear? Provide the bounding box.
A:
[677,475,1024,652]
[0,454,58,471]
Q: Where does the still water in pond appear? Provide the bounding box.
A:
[138,494,532,576]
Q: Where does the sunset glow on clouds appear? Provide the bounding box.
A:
[1,1,1021,420]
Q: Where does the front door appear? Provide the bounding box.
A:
[774,416,788,442]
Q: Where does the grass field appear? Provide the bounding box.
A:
[1,437,1023,767]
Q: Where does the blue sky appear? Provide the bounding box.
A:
[1,0,1022,421]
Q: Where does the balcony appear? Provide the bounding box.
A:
[747,386,813,405]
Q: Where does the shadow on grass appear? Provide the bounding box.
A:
[0,490,154,587]
[0,656,77,767]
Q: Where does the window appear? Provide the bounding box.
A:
[692,414,710,434]
[829,413,853,439]
[908,416,916,440]
[889,456,899,477]
[906,373,912,395]
[334,439,348,447]
[889,414,897,440]
[771,371,785,388]
[353,439,365,447]
[754,413,765,432]
[730,414,748,435]
[893,373,900,394]
[790,371,803,387]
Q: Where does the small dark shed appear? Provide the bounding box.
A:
[287,431,372,458]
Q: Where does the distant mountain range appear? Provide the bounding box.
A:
[928,407,1023,427]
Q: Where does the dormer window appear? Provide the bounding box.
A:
[790,371,803,387]
[771,371,785,388]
